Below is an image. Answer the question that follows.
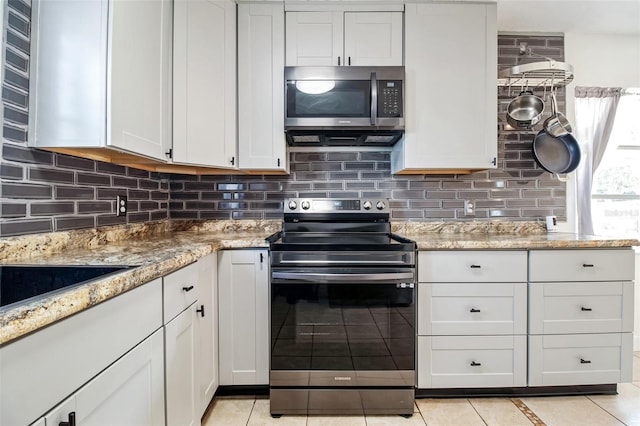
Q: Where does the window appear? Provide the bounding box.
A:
[591,90,640,237]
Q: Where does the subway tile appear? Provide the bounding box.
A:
[392,210,424,219]
[475,199,507,208]
[424,210,455,219]
[2,85,28,108]
[112,176,138,188]
[361,191,392,199]
[265,192,297,200]
[378,181,408,190]
[233,192,264,200]
[522,208,554,217]
[293,152,327,162]
[96,161,127,175]
[139,179,160,190]
[232,211,263,220]
[8,11,29,37]
[0,203,26,218]
[169,182,184,191]
[77,172,111,187]
[6,31,30,55]
[361,171,391,179]
[55,186,95,200]
[31,202,75,216]
[489,209,521,217]
[426,190,456,199]
[1,163,23,179]
[2,182,52,199]
[170,211,199,220]
[249,201,282,210]
[309,162,342,171]
[4,104,29,125]
[219,202,249,210]
[128,212,151,223]
[78,201,112,214]
[126,168,150,178]
[29,167,75,184]
[199,211,231,220]
[128,189,150,200]
[249,182,281,191]
[295,172,328,181]
[96,214,127,227]
[329,172,359,180]
[5,49,28,73]
[186,201,217,210]
[328,191,359,198]
[139,201,160,211]
[150,191,169,200]
[96,188,122,199]
[360,152,389,161]
[411,200,442,209]
[488,189,521,198]
[55,216,96,231]
[171,192,200,200]
[314,182,343,190]
[3,68,29,92]
[0,219,52,237]
[327,152,358,161]
[8,0,31,18]
[408,181,440,189]
[392,190,425,199]
[218,183,246,191]
[297,192,329,198]
[55,154,95,171]
[3,124,27,142]
[150,210,168,221]
[345,161,374,170]
[346,182,375,190]
[201,191,232,200]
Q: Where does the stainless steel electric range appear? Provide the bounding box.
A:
[267,198,416,417]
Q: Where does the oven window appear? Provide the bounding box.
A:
[271,283,415,371]
[286,80,370,118]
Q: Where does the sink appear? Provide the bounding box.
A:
[0,265,135,309]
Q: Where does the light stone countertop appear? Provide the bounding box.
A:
[1,219,637,346]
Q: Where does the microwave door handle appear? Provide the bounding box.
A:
[370,72,377,125]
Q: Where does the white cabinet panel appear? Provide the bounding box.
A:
[344,12,403,66]
[419,251,527,283]
[418,282,527,335]
[529,249,635,282]
[285,11,342,66]
[29,0,172,161]
[165,305,198,426]
[218,250,270,385]
[173,0,237,168]
[418,335,527,388]
[238,3,288,172]
[392,2,496,173]
[529,281,634,335]
[529,333,633,386]
[196,253,218,417]
[163,261,200,323]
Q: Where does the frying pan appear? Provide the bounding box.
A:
[532,130,581,178]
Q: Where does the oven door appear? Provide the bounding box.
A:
[270,267,415,388]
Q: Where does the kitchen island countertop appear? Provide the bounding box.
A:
[1,219,637,345]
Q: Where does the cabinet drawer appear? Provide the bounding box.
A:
[418,283,526,335]
[528,333,633,386]
[419,251,527,282]
[163,261,199,323]
[529,249,635,282]
[417,335,526,388]
[529,281,634,334]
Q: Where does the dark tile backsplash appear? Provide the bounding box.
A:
[0,1,566,237]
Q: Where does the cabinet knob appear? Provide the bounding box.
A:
[582,263,594,268]
[196,305,205,317]
[182,285,194,292]
[470,308,481,313]
[470,361,482,367]
[59,412,76,426]
[581,307,593,312]
[580,358,592,364]
[470,264,481,269]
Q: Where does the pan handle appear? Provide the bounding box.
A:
[554,173,569,182]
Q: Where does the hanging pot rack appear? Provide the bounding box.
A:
[498,44,574,89]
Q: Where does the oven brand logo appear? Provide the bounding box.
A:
[334,376,352,381]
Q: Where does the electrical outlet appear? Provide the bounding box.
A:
[464,200,475,217]
[116,195,127,217]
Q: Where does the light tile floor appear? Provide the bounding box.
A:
[203,352,640,426]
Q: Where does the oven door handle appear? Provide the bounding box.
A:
[271,271,414,283]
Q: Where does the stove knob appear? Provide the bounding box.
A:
[376,201,386,210]
[301,200,311,210]
[363,200,372,210]
[288,200,297,210]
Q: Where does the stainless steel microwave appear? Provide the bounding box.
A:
[284,66,404,146]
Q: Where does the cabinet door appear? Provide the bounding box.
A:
[196,254,218,417]
[218,250,270,385]
[109,0,172,160]
[43,329,165,426]
[237,3,288,172]
[392,3,497,173]
[344,12,403,66]
[285,11,343,66]
[165,305,198,426]
[173,0,237,168]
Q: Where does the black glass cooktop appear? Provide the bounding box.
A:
[0,265,133,309]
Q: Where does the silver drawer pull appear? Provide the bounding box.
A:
[582,263,594,268]
[581,307,592,312]
[580,358,591,364]
[470,308,481,313]
[470,361,482,367]
[470,265,481,269]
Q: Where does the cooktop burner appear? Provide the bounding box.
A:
[0,265,134,309]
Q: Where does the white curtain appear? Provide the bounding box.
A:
[574,87,622,235]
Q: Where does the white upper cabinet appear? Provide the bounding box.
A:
[29,0,172,162]
[173,0,237,169]
[392,2,497,174]
[286,11,403,66]
[237,3,288,172]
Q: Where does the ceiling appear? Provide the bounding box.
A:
[496,0,640,36]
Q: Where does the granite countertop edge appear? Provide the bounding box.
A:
[1,220,637,346]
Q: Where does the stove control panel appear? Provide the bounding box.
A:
[285,198,390,214]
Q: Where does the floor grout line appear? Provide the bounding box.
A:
[511,398,546,426]
[586,394,631,426]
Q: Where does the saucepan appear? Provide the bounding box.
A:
[506,90,545,129]
[543,92,572,137]
[532,129,581,181]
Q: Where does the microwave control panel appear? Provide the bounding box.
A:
[378,80,403,117]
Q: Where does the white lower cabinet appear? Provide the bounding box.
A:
[418,335,527,388]
[42,329,165,426]
[218,249,270,385]
[196,253,218,417]
[528,249,635,387]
